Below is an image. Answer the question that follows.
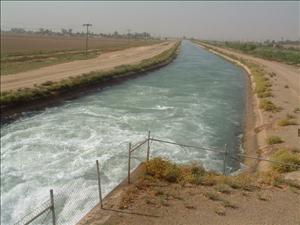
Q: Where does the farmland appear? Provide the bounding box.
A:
[1,34,161,75]
[200,40,300,65]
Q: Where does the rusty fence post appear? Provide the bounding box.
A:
[146,131,151,161]
[128,142,132,184]
[96,160,103,208]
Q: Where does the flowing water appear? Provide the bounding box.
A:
[1,41,246,225]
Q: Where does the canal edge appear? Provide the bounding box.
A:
[1,41,182,123]
[195,42,264,172]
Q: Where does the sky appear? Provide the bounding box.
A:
[1,1,299,41]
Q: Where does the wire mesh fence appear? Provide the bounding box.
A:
[54,182,99,225]
[11,131,300,225]
[13,199,52,225]
[127,136,149,184]
[148,136,227,173]
[11,133,150,225]
[148,136,300,175]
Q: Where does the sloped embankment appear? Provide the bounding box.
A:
[1,42,180,120]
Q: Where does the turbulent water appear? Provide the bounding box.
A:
[1,41,246,225]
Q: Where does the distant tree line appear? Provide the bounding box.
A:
[223,40,300,51]
[3,27,160,40]
[200,39,300,51]
[200,39,300,65]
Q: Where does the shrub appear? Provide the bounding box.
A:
[225,174,256,191]
[260,99,281,112]
[257,91,273,98]
[204,191,237,208]
[163,164,181,182]
[222,199,238,208]
[286,113,296,119]
[245,62,273,99]
[144,158,212,184]
[41,81,54,86]
[145,157,169,179]
[144,159,254,192]
[204,191,221,201]
[190,163,206,176]
[214,207,226,216]
[214,183,231,194]
[192,173,219,186]
[277,118,298,126]
[267,136,284,145]
[271,149,300,173]
[277,114,298,126]
[256,171,282,186]
[257,192,269,201]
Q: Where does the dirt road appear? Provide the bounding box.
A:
[1,42,175,92]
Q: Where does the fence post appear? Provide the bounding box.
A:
[146,131,151,161]
[128,142,132,184]
[96,160,103,208]
[223,144,228,175]
[50,189,56,225]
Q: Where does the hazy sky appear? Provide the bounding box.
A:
[1,1,299,41]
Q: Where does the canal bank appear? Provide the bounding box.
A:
[1,42,180,123]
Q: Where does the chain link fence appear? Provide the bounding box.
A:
[11,134,149,225]
[13,199,52,225]
[11,131,300,225]
[12,163,100,225]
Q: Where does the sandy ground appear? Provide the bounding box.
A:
[199,44,300,173]
[1,42,175,92]
[77,179,300,225]
[75,163,300,225]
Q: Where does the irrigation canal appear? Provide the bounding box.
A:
[1,40,247,224]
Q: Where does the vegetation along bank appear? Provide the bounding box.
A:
[1,41,180,121]
[194,40,300,179]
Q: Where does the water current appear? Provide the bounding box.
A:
[1,41,246,224]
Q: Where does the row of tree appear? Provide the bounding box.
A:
[3,27,159,40]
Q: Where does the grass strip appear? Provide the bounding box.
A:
[1,42,180,108]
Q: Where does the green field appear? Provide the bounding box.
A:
[201,40,300,65]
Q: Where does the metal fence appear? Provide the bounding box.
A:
[147,136,300,173]
[13,196,53,225]
[12,161,102,225]
[12,134,150,225]
[12,131,300,225]
[127,131,151,184]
